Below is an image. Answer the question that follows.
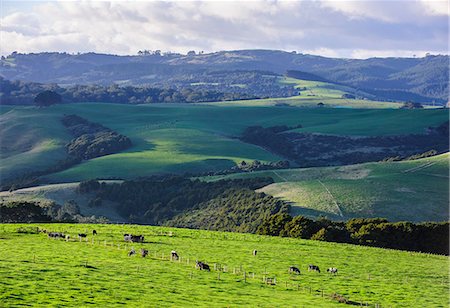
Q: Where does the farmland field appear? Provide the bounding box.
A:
[0,223,448,307]
[1,103,447,182]
[202,153,450,222]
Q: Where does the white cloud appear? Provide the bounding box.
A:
[0,0,448,58]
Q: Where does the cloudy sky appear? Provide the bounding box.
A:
[1,0,448,58]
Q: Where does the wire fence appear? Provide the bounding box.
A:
[11,234,398,307]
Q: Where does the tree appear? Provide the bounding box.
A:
[34,90,61,107]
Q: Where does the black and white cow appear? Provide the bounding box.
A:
[308,265,320,273]
[195,261,210,271]
[289,266,301,274]
[140,248,148,258]
[128,248,136,257]
[171,250,179,260]
[327,267,338,274]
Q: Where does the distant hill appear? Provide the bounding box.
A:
[1,50,448,103]
[1,103,447,184]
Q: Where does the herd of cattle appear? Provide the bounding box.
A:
[44,230,338,276]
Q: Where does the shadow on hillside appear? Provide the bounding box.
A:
[290,204,343,220]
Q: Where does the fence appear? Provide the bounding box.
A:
[38,234,395,307]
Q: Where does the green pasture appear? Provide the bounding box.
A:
[208,77,404,108]
[202,153,450,222]
[0,103,447,182]
[0,224,448,307]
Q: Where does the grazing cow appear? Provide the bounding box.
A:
[124,234,144,243]
[131,235,144,243]
[289,266,301,274]
[327,267,338,274]
[140,249,148,258]
[195,261,210,271]
[128,248,136,257]
[253,250,257,256]
[93,230,97,236]
[308,265,320,273]
[78,233,87,238]
[171,250,179,260]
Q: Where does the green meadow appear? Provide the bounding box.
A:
[1,103,447,182]
[0,224,448,307]
[202,153,450,222]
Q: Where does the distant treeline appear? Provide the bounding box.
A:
[0,200,107,223]
[0,77,257,105]
[257,214,449,255]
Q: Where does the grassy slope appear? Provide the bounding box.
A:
[0,224,448,307]
[0,107,71,179]
[202,153,450,222]
[1,103,447,182]
[206,77,407,108]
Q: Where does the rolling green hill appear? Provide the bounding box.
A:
[207,76,403,108]
[202,153,449,222]
[1,103,447,183]
[0,223,448,307]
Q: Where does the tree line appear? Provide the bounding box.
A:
[257,214,449,255]
[0,77,257,105]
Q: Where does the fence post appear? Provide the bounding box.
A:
[244,271,246,283]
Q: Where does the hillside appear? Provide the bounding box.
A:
[1,104,447,183]
[202,154,450,222]
[207,76,403,108]
[1,50,448,103]
[0,223,448,307]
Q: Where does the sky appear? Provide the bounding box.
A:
[0,0,448,59]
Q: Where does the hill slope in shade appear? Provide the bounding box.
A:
[0,224,448,307]
[203,153,450,222]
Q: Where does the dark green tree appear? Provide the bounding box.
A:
[34,90,62,107]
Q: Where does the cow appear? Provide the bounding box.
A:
[171,250,179,260]
[327,268,338,274]
[78,233,87,238]
[140,248,148,258]
[253,250,257,256]
[195,261,210,271]
[131,235,144,243]
[128,248,136,257]
[124,234,144,243]
[93,230,97,236]
[289,266,301,274]
[308,265,320,273]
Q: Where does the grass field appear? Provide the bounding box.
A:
[202,153,450,222]
[0,223,448,307]
[207,77,415,108]
[1,103,447,182]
